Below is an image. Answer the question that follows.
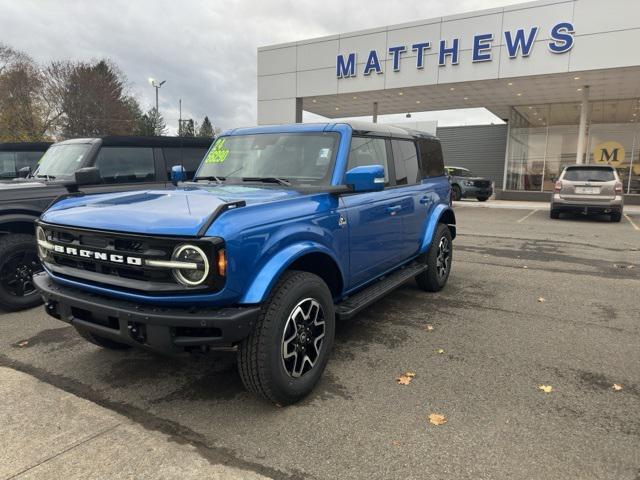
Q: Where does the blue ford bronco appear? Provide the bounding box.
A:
[33,122,455,404]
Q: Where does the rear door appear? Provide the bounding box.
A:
[390,139,426,259]
[342,136,405,288]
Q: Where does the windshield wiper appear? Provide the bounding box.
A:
[36,174,55,180]
[194,175,225,183]
[242,177,291,186]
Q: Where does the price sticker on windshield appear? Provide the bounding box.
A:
[205,139,229,164]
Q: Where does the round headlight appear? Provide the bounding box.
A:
[36,226,49,260]
[171,244,209,286]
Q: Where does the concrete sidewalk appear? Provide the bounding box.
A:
[0,367,269,480]
[454,198,640,213]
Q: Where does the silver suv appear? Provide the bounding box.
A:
[550,165,624,222]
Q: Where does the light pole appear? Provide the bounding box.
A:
[148,78,166,111]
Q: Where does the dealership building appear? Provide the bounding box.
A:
[257,0,640,200]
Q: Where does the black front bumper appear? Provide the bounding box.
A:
[552,203,622,215]
[33,272,260,354]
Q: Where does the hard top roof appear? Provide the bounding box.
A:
[0,142,52,151]
[54,136,214,148]
[223,121,438,140]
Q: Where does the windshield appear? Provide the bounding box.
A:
[195,133,339,185]
[564,167,615,182]
[34,144,92,179]
[447,167,472,177]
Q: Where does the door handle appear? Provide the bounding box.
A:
[419,195,430,204]
[387,205,402,215]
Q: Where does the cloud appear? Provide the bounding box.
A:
[1,0,523,132]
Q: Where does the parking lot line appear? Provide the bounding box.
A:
[624,213,640,231]
[516,209,538,223]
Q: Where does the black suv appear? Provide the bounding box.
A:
[0,142,52,179]
[0,135,212,311]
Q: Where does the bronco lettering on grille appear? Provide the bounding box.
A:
[52,244,143,266]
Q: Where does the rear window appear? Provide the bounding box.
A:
[418,138,444,178]
[563,167,615,182]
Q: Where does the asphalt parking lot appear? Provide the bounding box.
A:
[1,204,639,480]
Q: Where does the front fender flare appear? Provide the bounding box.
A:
[240,241,344,304]
[419,205,456,253]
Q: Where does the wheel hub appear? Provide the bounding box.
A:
[281,298,326,378]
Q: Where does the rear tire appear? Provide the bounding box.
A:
[611,211,622,222]
[550,209,560,219]
[0,234,43,311]
[477,196,489,202]
[237,270,335,405]
[75,327,132,350]
[451,185,462,202]
[415,223,452,292]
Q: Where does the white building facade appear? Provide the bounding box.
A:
[257,0,640,197]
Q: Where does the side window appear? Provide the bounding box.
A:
[0,152,16,178]
[95,147,155,184]
[347,137,389,184]
[418,138,445,178]
[391,140,420,185]
[16,151,44,172]
[163,147,208,180]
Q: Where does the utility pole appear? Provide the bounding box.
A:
[179,99,182,134]
[148,78,166,111]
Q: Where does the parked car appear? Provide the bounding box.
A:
[446,166,493,201]
[33,122,456,405]
[550,165,624,222]
[0,135,212,311]
[0,142,52,179]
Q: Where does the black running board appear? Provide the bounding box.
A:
[335,262,426,320]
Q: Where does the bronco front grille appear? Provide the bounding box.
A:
[37,222,224,294]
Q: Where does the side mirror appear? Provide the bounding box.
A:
[74,166,102,187]
[18,166,31,178]
[345,165,385,192]
[171,165,186,186]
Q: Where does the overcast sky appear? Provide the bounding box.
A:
[0,0,529,132]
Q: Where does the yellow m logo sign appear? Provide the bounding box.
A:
[593,141,625,167]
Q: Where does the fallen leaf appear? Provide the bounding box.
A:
[538,385,553,393]
[523,265,528,269]
[436,348,445,354]
[428,413,447,425]
[396,372,416,385]
[538,297,546,303]
[612,383,623,391]
[425,325,434,332]
[17,340,29,348]
[628,265,635,270]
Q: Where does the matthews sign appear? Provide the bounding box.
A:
[336,22,575,78]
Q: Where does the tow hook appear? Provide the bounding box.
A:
[128,322,147,344]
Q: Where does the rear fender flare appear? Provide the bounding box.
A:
[419,205,456,253]
[240,242,344,304]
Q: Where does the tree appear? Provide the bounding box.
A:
[179,119,195,137]
[60,60,140,137]
[137,107,166,136]
[198,116,214,138]
[0,44,50,142]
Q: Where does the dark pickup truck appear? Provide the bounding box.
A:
[0,135,212,311]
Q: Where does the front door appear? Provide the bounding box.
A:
[342,136,405,289]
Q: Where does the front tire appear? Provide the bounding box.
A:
[477,196,489,202]
[0,234,43,311]
[237,270,335,405]
[415,223,452,292]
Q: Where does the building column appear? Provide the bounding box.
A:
[576,86,590,164]
[295,98,303,123]
[372,102,378,123]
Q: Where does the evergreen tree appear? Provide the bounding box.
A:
[198,116,214,138]
[137,107,166,136]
